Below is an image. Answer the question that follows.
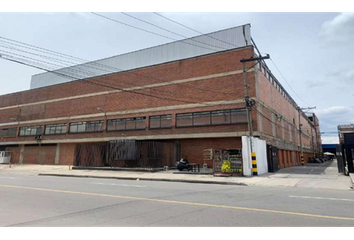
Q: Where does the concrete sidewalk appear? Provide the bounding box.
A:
[1,161,353,190]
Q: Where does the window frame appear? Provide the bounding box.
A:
[176,108,247,128]
[44,123,67,135]
[0,127,17,138]
[107,117,146,131]
[69,121,104,133]
[19,126,42,137]
[149,114,172,129]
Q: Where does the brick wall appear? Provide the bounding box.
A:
[179,137,242,168]
[59,143,75,165]
[256,67,317,152]
[0,47,255,147]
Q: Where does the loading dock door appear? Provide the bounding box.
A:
[267,145,279,172]
[344,133,354,174]
[336,145,345,174]
[345,145,354,174]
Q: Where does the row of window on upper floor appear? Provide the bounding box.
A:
[0,108,247,137]
[257,62,295,106]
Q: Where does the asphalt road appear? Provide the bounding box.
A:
[0,168,354,227]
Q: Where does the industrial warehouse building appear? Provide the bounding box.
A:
[0,24,322,172]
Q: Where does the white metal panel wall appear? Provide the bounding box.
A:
[30,24,251,89]
[242,136,268,176]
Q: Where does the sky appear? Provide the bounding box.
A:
[0,12,353,144]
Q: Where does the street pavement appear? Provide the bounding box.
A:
[0,160,352,190]
[0,160,354,226]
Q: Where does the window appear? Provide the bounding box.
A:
[0,128,17,137]
[19,126,42,136]
[149,115,172,129]
[176,113,193,127]
[161,115,172,128]
[45,123,67,135]
[69,121,103,133]
[177,109,247,127]
[211,110,231,125]
[231,109,247,123]
[107,117,146,131]
[193,112,211,126]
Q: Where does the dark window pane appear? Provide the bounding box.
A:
[0,128,17,137]
[231,109,247,123]
[177,113,193,127]
[136,117,146,129]
[95,122,103,131]
[161,115,172,128]
[116,119,126,130]
[211,110,231,125]
[126,118,135,130]
[149,116,160,129]
[193,112,211,126]
[107,120,115,131]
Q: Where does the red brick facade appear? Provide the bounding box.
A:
[0,45,320,169]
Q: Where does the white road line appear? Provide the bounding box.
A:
[289,195,354,202]
[91,182,146,188]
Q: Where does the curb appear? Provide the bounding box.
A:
[38,173,248,186]
[72,166,164,173]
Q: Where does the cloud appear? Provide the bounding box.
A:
[307,81,330,88]
[315,106,354,134]
[319,13,354,43]
[327,68,354,85]
[316,106,354,116]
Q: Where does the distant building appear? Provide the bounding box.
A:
[306,112,322,156]
[338,124,354,144]
[337,124,354,173]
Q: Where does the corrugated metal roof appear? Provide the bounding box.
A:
[30,24,251,89]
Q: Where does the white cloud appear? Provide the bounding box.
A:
[316,106,354,116]
[319,13,354,42]
[315,106,354,137]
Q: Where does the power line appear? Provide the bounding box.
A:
[254,103,299,135]
[0,52,242,108]
[269,58,310,106]
[121,12,224,51]
[0,13,310,127]
[0,36,239,99]
[0,54,204,105]
[91,12,220,52]
[152,12,236,48]
[150,12,309,111]
[1,42,316,148]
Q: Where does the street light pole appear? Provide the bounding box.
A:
[240,54,270,176]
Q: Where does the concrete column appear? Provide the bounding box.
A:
[19,144,24,164]
[55,143,60,165]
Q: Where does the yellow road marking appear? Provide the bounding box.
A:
[1,184,354,221]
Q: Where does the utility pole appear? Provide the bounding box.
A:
[240,54,270,176]
[297,106,316,165]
